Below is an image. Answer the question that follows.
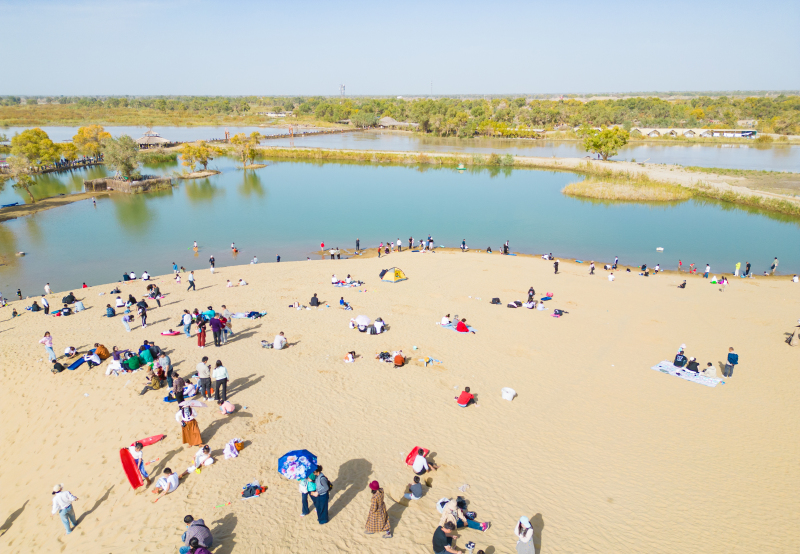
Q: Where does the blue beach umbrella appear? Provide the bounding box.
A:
[278,450,318,481]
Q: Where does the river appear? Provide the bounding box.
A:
[2,126,799,171]
[1,157,798,294]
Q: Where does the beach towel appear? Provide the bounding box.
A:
[441,323,477,333]
[160,331,181,336]
[651,361,725,388]
[224,439,242,459]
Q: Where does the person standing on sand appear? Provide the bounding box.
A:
[590,262,595,275]
[213,360,228,403]
[409,236,413,250]
[183,310,193,338]
[139,305,147,328]
[554,260,559,274]
[45,283,52,295]
[704,264,710,279]
[309,466,332,525]
[734,262,741,277]
[723,347,739,377]
[39,331,56,362]
[745,261,751,276]
[771,257,779,275]
[356,238,360,252]
[197,320,207,348]
[173,262,179,274]
[187,271,196,291]
[173,371,186,404]
[51,484,79,535]
[209,255,215,269]
[196,356,211,400]
[210,314,223,347]
[397,238,402,252]
[42,295,50,314]
[221,305,234,339]
[17,288,22,300]
[365,481,392,538]
[613,256,618,270]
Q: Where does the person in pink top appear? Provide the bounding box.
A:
[39,331,56,361]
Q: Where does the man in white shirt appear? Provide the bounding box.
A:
[51,484,79,535]
[412,448,438,475]
[45,283,52,295]
[608,273,615,282]
[374,318,385,333]
[397,238,402,252]
[183,311,193,337]
[274,332,287,350]
[115,296,125,308]
[141,271,150,280]
[152,468,186,503]
[130,271,136,280]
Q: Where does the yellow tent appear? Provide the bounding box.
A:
[380,267,407,283]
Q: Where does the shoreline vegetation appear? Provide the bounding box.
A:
[2,94,798,142]
[563,174,694,202]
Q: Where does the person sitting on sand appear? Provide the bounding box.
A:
[374,317,385,334]
[238,279,247,286]
[274,332,287,350]
[83,351,102,368]
[404,476,423,500]
[345,274,352,284]
[791,275,798,283]
[94,343,110,360]
[455,318,475,334]
[703,362,717,378]
[608,273,615,282]
[115,296,125,308]
[686,357,700,373]
[190,445,214,472]
[678,280,687,289]
[412,448,438,475]
[674,345,688,368]
[441,314,451,326]
[438,497,489,533]
[344,351,356,363]
[65,346,78,358]
[105,304,116,317]
[455,387,474,407]
[60,304,72,316]
[225,280,233,288]
[393,351,405,368]
[152,467,189,503]
[310,294,320,307]
[142,271,150,281]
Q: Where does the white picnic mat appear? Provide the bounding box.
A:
[651,361,725,388]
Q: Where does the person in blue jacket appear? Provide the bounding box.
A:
[724,347,739,377]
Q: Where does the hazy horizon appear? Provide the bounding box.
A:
[2,0,799,96]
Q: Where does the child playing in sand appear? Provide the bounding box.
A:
[412,448,438,475]
[152,468,189,502]
[344,351,356,363]
[455,387,474,407]
[404,476,423,500]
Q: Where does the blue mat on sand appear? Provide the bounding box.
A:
[68,348,96,370]
[540,297,552,301]
[441,323,477,333]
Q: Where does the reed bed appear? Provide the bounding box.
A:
[563,175,693,202]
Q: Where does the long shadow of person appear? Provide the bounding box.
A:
[226,374,264,398]
[77,485,114,524]
[152,447,183,475]
[531,513,545,554]
[328,458,372,520]
[0,500,28,536]
[210,512,238,554]
[202,411,253,443]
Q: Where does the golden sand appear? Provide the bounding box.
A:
[1,251,797,553]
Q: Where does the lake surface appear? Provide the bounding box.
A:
[3,126,799,171]
[1,158,798,294]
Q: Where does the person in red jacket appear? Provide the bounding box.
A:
[455,318,474,334]
[455,387,474,407]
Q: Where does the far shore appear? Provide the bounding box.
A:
[0,191,113,223]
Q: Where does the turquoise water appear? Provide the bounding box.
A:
[1,158,798,295]
[3,126,799,171]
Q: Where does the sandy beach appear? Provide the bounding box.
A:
[0,251,797,554]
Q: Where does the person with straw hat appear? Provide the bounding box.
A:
[364,480,392,538]
[51,484,79,535]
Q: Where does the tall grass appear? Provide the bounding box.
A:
[139,149,178,164]
[563,174,693,202]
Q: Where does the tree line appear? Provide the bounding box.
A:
[3,94,798,134]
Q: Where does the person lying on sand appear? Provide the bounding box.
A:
[152,468,189,502]
[412,448,438,475]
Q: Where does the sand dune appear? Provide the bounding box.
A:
[0,251,797,553]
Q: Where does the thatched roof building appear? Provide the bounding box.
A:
[136,131,173,148]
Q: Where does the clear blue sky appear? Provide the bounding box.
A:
[3,0,799,95]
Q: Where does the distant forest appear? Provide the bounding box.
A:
[1,93,798,136]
